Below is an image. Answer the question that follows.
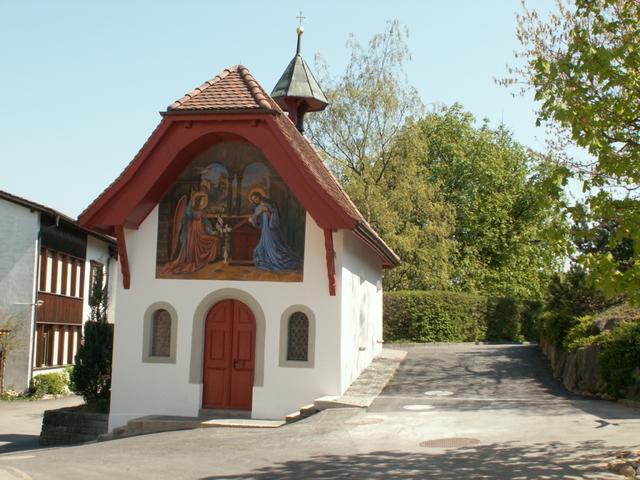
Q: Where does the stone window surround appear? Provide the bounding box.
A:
[279,305,316,368]
[142,302,178,364]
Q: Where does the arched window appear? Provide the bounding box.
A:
[287,312,309,362]
[151,309,172,357]
[279,306,315,368]
[143,303,177,363]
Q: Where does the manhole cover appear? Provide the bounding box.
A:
[424,390,454,397]
[403,404,434,411]
[420,438,480,448]
[344,417,385,426]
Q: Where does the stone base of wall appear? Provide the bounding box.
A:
[40,406,108,446]
[539,338,607,397]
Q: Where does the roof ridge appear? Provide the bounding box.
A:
[236,65,277,110]
[168,66,236,110]
[168,65,280,112]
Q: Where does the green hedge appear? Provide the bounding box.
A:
[383,291,542,343]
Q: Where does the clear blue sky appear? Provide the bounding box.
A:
[0,0,563,217]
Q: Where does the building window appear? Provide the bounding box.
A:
[287,312,309,361]
[142,303,178,364]
[279,306,315,368]
[33,324,81,369]
[150,309,172,357]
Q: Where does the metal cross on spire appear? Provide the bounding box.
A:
[296,11,306,27]
[295,11,306,54]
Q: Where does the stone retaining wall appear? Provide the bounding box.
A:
[40,406,108,446]
[539,337,606,397]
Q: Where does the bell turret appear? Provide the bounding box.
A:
[271,25,328,133]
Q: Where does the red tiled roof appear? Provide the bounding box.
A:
[167,66,279,112]
[79,65,399,267]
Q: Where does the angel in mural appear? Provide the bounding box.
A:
[248,188,302,271]
[161,182,221,274]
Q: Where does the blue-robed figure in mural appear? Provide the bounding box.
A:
[248,189,302,271]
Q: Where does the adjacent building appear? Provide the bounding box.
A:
[0,190,116,392]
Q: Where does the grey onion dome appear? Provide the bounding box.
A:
[271,27,328,113]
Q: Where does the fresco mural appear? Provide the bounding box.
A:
[156,141,305,282]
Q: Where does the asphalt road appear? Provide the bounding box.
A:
[0,395,83,454]
[1,344,638,479]
[370,343,577,412]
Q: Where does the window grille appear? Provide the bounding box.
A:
[287,312,309,362]
[151,309,172,357]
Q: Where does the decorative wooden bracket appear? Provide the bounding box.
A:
[115,225,131,290]
[324,228,336,296]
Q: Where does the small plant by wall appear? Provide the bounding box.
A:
[30,371,70,398]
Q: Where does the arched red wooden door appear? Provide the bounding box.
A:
[203,299,256,410]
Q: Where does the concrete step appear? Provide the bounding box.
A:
[285,411,303,424]
[199,408,251,419]
[299,404,320,417]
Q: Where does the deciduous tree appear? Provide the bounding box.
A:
[307,21,455,290]
[505,0,640,300]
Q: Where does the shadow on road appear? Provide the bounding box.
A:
[373,344,640,421]
[0,434,40,454]
[201,440,630,479]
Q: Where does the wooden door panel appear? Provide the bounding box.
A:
[203,368,227,406]
[210,330,227,361]
[229,369,253,410]
[235,331,253,361]
[203,299,256,411]
[203,301,232,409]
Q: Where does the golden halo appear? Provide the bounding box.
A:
[248,186,268,202]
[191,191,208,210]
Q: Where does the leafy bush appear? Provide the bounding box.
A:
[546,267,619,316]
[384,291,542,343]
[563,315,602,351]
[599,321,640,398]
[487,298,522,342]
[30,371,69,398]
[64,365,76,393]
[520,300,544,342]
[70,265,113,410]
[70,321,113,405]
[539,311,579,348]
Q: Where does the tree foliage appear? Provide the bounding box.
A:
[70,266,113,408]
[400,105,570,298]
[307,21,455,290]
[308,20,569,296]
[506,0,640,301]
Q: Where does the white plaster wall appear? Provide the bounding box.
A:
[0,199,39,391]
[109,208,342,430]
[83,236,117,324]
[338,231,384,392]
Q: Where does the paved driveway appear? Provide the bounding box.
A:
[1,345,638,479]
[0,395,83,454]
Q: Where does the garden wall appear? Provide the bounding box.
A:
[40,406,108,446]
